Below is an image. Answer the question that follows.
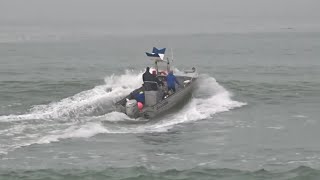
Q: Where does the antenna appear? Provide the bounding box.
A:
[170,48,175,72]
[171,48,174,63]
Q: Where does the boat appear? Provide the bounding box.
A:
[115,47,198,119]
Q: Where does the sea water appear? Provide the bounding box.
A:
[0,31,320,179]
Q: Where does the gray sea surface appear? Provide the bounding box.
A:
[0,31,320,179]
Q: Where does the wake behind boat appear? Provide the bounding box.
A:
[115,47,198,119]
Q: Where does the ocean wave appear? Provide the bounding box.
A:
[0,166,318,180]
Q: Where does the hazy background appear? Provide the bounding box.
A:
[0,0,319,41]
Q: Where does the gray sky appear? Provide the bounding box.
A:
[0,0,319,34]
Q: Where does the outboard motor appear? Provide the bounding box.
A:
[125,99,139,118]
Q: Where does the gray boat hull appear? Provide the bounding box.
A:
[115,76,197,119]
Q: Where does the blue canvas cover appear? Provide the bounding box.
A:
[146,47,166,61]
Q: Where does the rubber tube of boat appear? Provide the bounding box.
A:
[126,99,139,118]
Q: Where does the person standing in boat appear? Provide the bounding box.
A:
[166,70,180,93]
[142,67,164,87]
[152,70,157,77]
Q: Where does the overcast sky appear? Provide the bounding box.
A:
[0,0,319,34]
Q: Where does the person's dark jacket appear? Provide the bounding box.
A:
[143,69,164,86]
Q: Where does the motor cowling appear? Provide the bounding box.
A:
[125,99,139,118]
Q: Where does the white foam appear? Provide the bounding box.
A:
[96,111,132,122]
[133,75,246,132]
[267,126,285,130]
[89,74,246,134]
[0,70,142,122]
[293,115,308,118]
[0,70,246,154]
[37,122,109,144]
[0,70,144,154]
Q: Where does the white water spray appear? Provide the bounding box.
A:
[0,70,245,154]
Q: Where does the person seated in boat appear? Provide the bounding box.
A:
[166,70,180,93]
[142,67,164,90]
[133,91,145,104]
